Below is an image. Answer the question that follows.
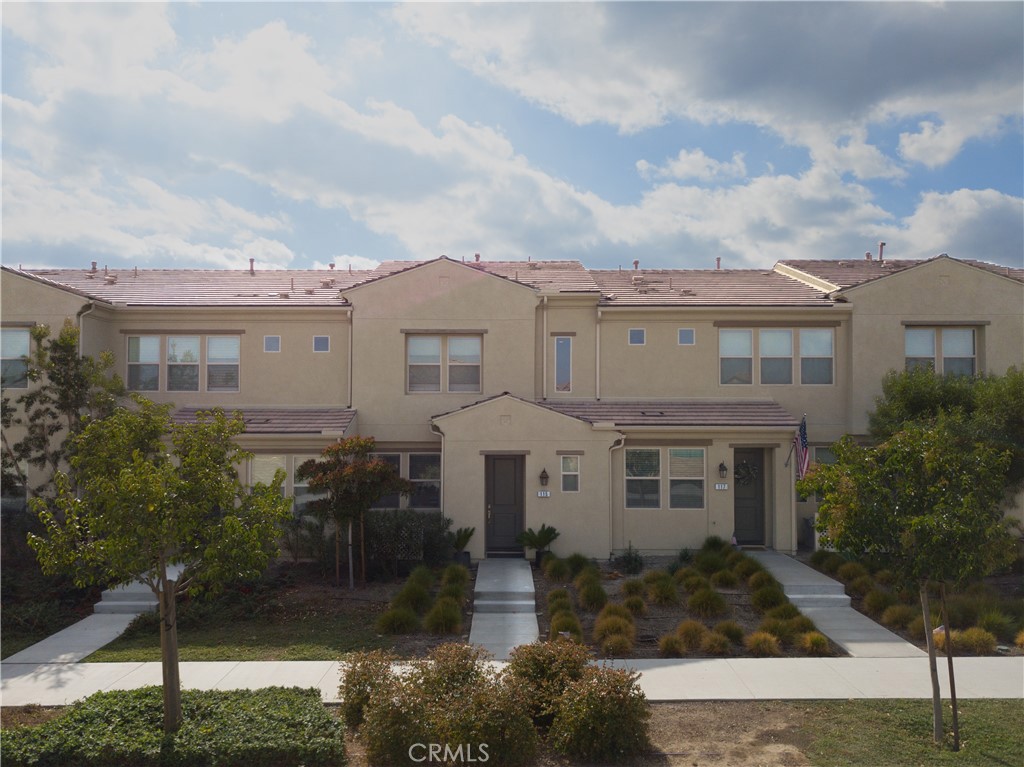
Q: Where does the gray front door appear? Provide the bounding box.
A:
[485,455,524,552]
[733,448,765,545]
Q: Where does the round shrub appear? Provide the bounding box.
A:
[621,578,645,598]
[642,569,670,585]
[881,604,916,630]
[732,556,763,581]
[416,644,491,700]
[751,585,787,613]
[548,594,573,617]
[598,603,635,625]
[710,569,739,588]
[658,633,686,657]
[748,570,779,590]
[375,607,419,634]
[701,631,731,656]
[623,595,647,617]
[362,675,431,765]
[788,615,817,634]
[547,587,570,605]
[436,679,538,767]
[933,629,960,653]
[423,596,463,634]
[549,667,651,762]
[687,588,727,618]
[681,573,710,594]
[601,633,634,656]
[392,582,432,614]
[578,580,609,612]
[818,552,847,576]
[847,575,875,598]
[647,577,680,606]
[564,553,592,577]
[441,563,469,588]
[675,619,708,652]
[1015,629,1024,649]
[872,568,895,587]
[809,549,834,569]
[673,566,699,585]
[339,649,396,728]
[506,640,592,728]
[694,550,729,576]
[544,557,571,582]
[758,618,797,646]
[575,568,601,591]
[864,588,897,617]
[437,582,466,606]
[549,612,583,642]
[907,612,941,640]
[744,630,782,657]
[701,535,730,553]
[725,549,746,566]
[766,603,801,620]
[800,631,831,656]
[959,627,998,655]
[713,620,745,644]
[836,561,870,583]
[594,615,636,644]
[977,610,1015,642]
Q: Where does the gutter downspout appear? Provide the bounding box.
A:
[430,421,447,539]
[344,306,354,408]
[607,434,625,557]
[541,296,548,399]
[596,308,602,400]
[76,301,96,357]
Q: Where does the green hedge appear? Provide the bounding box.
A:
[1,686,345,767]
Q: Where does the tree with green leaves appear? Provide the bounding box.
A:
[296,436,414,588]
[799,417,1018,749]
[28,400,293,734]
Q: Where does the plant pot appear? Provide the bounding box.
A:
[534,550,546,569]
[455,550,471,568]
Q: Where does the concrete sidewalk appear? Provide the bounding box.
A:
[467,559,538,660]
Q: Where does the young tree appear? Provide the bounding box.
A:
[296,437,414,588]
[28,400,293,733]
[799,418,1018,748]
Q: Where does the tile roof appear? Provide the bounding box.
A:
[171,407,356,434]
[542,400,800,428]
[779,257,1024,290]
[13,267,374,307]
[590,269,834,306]
[369,258,600,293]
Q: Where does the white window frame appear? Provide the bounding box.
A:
[625,448,660,509]
[940,328,976,376]
[127,335,160,392]
[206,336,240,393]
[668,447,706,510]
[292,454,327,515]
[799,328,834,385]
[409,453,442,509]
[904,328,936,372]
[446,335,481,393]
[719,329,753,385]
[407,335,442,393]
[166,335,200,392]
[1,328,31,389]
[554,336,572,393]
[759,329,793,385]
[264,336,281,353]
[313,335,330,353]
[561,455,580,493]
[628,328,646,346]
[677,328,695,346]
[406,335,482,394]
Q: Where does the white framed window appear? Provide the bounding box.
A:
[677,328,695,346]
[292,454,327,515]
[561,455,580,492]
[409,453,441,508]
[625,448,660,509]
[407,335,482,394]
[166,336,200,392]
[669,448,705,509]
[941,328,975,376]
[800,329,834,385]
[554,336,572,392]
[720,329,752,385]
[370,453,402,509]
[628,328,646,345]
[206,336,240,392]
[408,336,442,392]
[127,335,160,391]
[251,454,286,496]
[447,336,481,393]
[905,328,936,372]
[1,328,30,389]
[759,329,793,385]
[264,336,281,353]
[313,335,330,353]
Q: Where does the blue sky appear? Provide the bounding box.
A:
[3,2,1022,273]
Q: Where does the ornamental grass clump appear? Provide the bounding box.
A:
[881,603,916,630]
[547,590,573,617]
[601,633,635,656]
[744,630,782,657]
[623,595,647,617]
[375,606,419,634]
[437,582,466,606]
[549,612,583,641]
[441,563,469,588]
[578,580,609,612]
[751,585,787,613]
[701,631,731,656]
[863,588,897,617]
[710,569,739,588]
[575,567,602,591]
[957,627,998,655]
[758,617,797,647]
[847,575,875,599]
[688,587,727,618]
[836,561,870,583]
[423,596,462,634]
[658,633,686,657]
[392,582,432,614]
[407,564,435,589]
[732,556,763,580]
[564,553,592,577]
[593,615,636,644]
[675,619,708,652]
[713,620,745,644]
[800,631,831,656]
[505,640,592,728]
[694,550,729,576]
[747,570,779,590]
[598,603,635,624]
[766,603,801,620]
[621,578,645,598]
[646,575,680,606]
[976,610,1016,642]
[544,556,571,582]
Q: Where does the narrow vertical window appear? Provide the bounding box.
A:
[207,336,240,392]
[759,329,793,384]
[561,455,580,492]
[800,329,834,384]
[942,329,975,376]
[409,454,441,508]
[167,336,200,392]
[1,328,30,389]
[905,328,935,372]
[127,336,160,391]
[628,328,646,345]
[625,449,660,508]
[408,336,441,392]
[719,329,752,384]
[669,448,705,509]
[447,336,481,392]
[555,336,572,392]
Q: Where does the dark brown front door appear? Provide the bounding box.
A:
[485,455,524,552]
[733,448,765,545]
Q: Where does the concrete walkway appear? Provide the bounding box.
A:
[2,614,141,665]
[467,559,538,660]
[748,551,926,658]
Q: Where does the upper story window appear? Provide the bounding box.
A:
[625,448,660,508]
[677,328,695,346]
[264,336,281,353]
[720,329,753,385]
[628,328,646,345]
[207,337,240,392]
[905,327,975,376]
[554,336,572,392]
[167,336,200,392]
[313,335,330,353]
[759,329,793,385]
[720,327,834,386]
[127,336,160,391]
[800,329,834,385]
[407,335,481,394]
[1,328,30,389]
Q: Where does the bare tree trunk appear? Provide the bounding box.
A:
[940,583,960,751]
[158,563,183,734]
[334,526,342,587]
[360,511,366,585]
[348,520,354,590]
[920,584,943,746]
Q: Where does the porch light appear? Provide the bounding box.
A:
[539,469,549,486]
[718,462,728,479]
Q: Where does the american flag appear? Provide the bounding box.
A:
[793,416,810,479]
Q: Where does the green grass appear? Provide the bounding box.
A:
[801,699,1024,766]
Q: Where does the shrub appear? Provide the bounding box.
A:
[675,619,708,651]
[423,596,463,634]
[933,629,960,653]
[392,582,432,614]
[642,569,669,585]
[751,586,787,613]
[565,553,592,577]
[376,607,419,634]
[818,552,847,575]
[977,610,1016,642]
[548,667,651,762]
[601,633,635,656]
[732,556,763,580]
[615,543,645,575]
[758,618,797,646]
[800,631,831,656]
[710,569,739,588]
[549,612,583,641]
[881,604,916,630]
[441,563,469,588]
[766,603,801,620]
[788,615,817,634]
[873,568,895,587]
[574,568,601,591]
[673,566,698,584]
[694,550,729,576]
[578,580,608,612]
[836,561,870,584]
[547,594,573,617]
[362,675,431,765]
[725,549,746,566]
[701,535,730,553]
[598,603,635,625]
[748,570,778,590]
[1,686,346,767]
[623,595,647,617]
[505,640,592,728]
[658,633,687,657]
[687,588,727,618]
[864,588,897,617]
[677,548,694,564]
[544,557,571,582]
[339,649,395,728]
[713,620,745,644]
[907,611,941,640]
[744,631,782,657]
[809,549,834,569]
[646,577,680,606]
[408,564,436,589]
[701,631,731,655]
[958,627,998,655]
[434,679,538,767]
[847,575,875,598]
[594,615,636,644]
[1015,628,1024,649]
[437,582,466,605]
[680,573,710,594]
[621,578,645,598]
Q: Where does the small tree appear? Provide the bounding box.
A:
[296,437,413,588]
[28,400,293,733]
[799,417,1018,748]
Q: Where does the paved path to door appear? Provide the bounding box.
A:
[467,559,538,660]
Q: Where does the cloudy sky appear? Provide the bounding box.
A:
[3,2,1022,273]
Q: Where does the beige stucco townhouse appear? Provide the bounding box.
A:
[2,253,1021,561]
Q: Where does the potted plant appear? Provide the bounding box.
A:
[517,524,560,568]
[450,526,475,567]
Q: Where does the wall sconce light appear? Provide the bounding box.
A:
[718,462,728,479]
[539,469,549,486]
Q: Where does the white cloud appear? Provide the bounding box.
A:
[637,149,747,182]
[314,255,381,271]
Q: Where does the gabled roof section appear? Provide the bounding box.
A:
[590,269,834,306]
[12,267,372,307]
[543,400,800,428]
[171,407,356,435]
[778,255,1024,292]
[2,265,114,304]
[431,391,593,426]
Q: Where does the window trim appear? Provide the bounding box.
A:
[1,327,31,390]
[166,335,200,392]
[206,335,241,393]
[719,329,753,385]
[264,335,281,353]
[628,328,646,346]
[408,452,442,509]
[668,447,706,510]
[759,329,793,385]
[313,335,330,353]
[127,335,161,392]
[625,448,661,509]
[940,327,976,377]
[677,328,695,346]
[554,335,572,393]
[370,452,403,509]
[798,328,834,386]
[446,335,482,394]
[561,455,580,493]
[406,334,482,395]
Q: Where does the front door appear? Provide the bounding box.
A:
[485,455,524,553]
[733,448,765,546]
